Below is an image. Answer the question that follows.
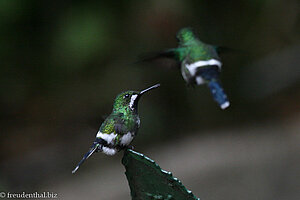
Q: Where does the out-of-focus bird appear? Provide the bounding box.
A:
[140,28,230,109]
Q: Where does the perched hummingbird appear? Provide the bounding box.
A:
[72,84,160,174]
[141,28,230,109]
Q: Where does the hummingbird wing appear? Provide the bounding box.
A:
[137,48,183,69]
[214,45,244,55]
[113,115,133,138]
[138,49,177,61]
[99,113,130,146]
[101,113,127,135]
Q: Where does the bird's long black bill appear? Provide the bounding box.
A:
[72,143,99,174]
[139,84,160,95]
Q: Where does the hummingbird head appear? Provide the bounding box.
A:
[176,27,195,43]
[113,84,160,113]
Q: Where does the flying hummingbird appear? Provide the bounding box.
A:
[140,28,230,109]
[72,84,160,174]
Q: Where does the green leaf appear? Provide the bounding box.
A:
[122,149,200,200]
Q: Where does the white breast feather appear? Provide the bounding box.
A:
[96,131,117,145]
[120,132,134,146]
[102,147,117,156]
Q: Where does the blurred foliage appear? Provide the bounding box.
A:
[0,0,299,192]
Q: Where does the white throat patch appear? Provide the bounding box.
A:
[185,59,222,76]
[129,94,138,109]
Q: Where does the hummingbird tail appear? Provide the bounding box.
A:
[208,80,230,109]
[72,138,106,174]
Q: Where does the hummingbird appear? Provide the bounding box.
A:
[72,84,160,174]
[140,27,230,109]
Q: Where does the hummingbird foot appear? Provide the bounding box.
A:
[127,145,134,150]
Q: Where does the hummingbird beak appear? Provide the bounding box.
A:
[139,84,160,96]
[130,84,160,110]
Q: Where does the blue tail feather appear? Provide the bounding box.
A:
[208,80,230,109]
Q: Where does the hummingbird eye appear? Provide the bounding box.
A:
[124,94,130,99]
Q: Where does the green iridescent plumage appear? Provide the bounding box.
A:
[99,92,141,146]
[72,84,160,173]
[174,28,220,62]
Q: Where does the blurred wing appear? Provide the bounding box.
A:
[214,45,244,55]
[137,49,181,70]
[138,49,177,61]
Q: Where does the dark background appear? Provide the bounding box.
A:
[0,0,299,199]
